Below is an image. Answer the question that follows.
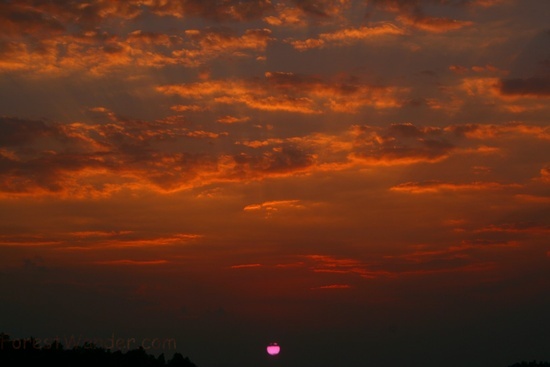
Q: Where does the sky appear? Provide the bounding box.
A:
[0,0,549,366]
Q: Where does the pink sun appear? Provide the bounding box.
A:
[266,343,280,356]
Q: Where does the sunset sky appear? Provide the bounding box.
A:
[0,0,549,366]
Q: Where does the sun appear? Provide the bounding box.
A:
[266,342,280,356]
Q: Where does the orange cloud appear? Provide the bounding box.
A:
[141,0,273,21]
[514,194,550,204]
[450,64,506,74]
[289,23,405,50]
[230,263,262,269]
[170,105,209,112]
[243,200,306,217]
[1,231,202,252]
[311,284,352,290]
[1,114,546,199]
[70,231,134,238]
[398,14,473,33]
[98,234,201,249]
[451,76,550,114]
[447,123,550,140]
[0,235,62,247]
[158,72,407,114]
[217,115,250,124]
[348,124,455,166]
[306,254,391,279]
[536,167,550,183]
[475,224,550,235]
[0,16,273,75]
[95,259,169,266]
[264,5,307,26]
[390,181,522,194]
[262,0,352,28]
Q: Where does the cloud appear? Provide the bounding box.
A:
[170,105,209,112]
[94,259,169,266]
[366,0,500,34]
[390,180,522,193]
[1,0,368,75]
[378,239,519,276]
[0,235,62,247]
[1,231,202,251]
[229,263,263,269]
[0,114,321,197]
[537,167,550,183]
[263,4,308,26]
[159,76,320,114]
[0,0,272,32]
[174,28,273,67]
[447,122,550,140]
[243,200,306,217]
[289,23,405,50]
[311,284,352,290]
[368,0,505,13]
[216,115,250,124]
[450,75,550,114]
[0,116,57,146]
[349,123,455,165]
[230,144,317,178]
[498,77,550,97]
[514,194,550,204]
[0,14,273,75]
[474,223,550,235]
[1,113,546,198]
[97,234,201,249]
[306,254,391,279]
[0,115,227,196]
[290,0,349,18]
[158,72,408,114]
[141,0,273,21]
[397,14,472,32]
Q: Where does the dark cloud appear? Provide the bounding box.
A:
[499,77,550,97]
[0,114,227,195]
[233,143,316,177]
[366,0,495,33]
[0,116,56,146]
[290,0,343,17]
[142,0,273,21]
[352,123,454,164]
[0,2,66,36]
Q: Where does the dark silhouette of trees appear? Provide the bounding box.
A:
[0,332,196,367]
[2,332,548,367]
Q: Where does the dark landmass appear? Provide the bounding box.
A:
[1,332,195,367]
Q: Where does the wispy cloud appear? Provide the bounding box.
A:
[390,180,522,194]
[311,284,352,290]
[95,259,169,266]
[289,23,405,50]
[229,263,263,269]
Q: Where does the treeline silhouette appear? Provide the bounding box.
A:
[2,332,549,367]
[0,333,196,367]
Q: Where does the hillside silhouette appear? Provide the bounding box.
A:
[0,332,195,367]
